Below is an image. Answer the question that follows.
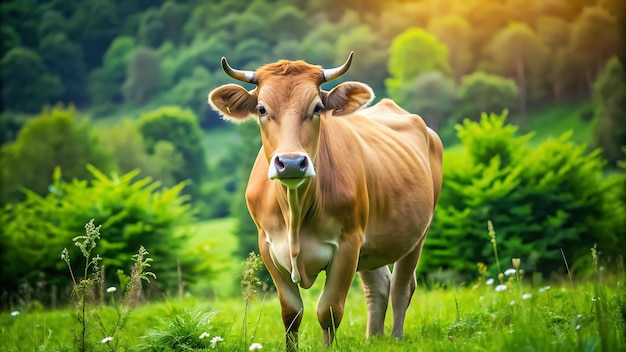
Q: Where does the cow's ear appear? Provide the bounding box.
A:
[208,84,258,122]
[322,81,374,116]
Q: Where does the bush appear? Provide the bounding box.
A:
[138,106,209,202]
[0,166,195,304]
[592,56,626,168]
[122,47,161,105]
[423,112,624,277]
[0,105,115,204]
[457,71,519,121]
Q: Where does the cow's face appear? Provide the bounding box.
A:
[208,54,374,189]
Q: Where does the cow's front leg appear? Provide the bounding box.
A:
[316,233,361,347]
[258,233,303,352]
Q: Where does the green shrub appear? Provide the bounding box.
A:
[138,106,209,204]
[0,166,195,303]
[423,112,624,277]
[458,71,519,121]
[0,105,115,204]
[592,56,626,168]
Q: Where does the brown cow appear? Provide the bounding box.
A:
[208,52,442,351]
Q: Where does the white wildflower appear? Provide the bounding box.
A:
[211,336,224,348]
[592,297,599,302]
[199,332,210,339]
[504,268,517,276]
[576,324,581,331]
[495,284,507,292]
[522,293,532,300]
[539,285,551,293]
[509,300,516,306]
[485,278,494,285]
[10,311,20,317]
[101,336,113,344]
[249,342,263,350]
[106,287,117,293]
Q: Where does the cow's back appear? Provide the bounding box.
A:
[346,99,443,270]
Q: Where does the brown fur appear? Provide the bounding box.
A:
[208,58,443,351]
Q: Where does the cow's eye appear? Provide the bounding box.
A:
[313,104,323,115]
[258,106,267,116]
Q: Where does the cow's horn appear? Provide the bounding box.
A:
[221,57,257,84]
[322,51,354,82]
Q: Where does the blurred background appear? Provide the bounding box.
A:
[0,0,624,308]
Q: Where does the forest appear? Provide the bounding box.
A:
[1,0,625,306]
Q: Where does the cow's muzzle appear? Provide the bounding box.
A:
[268,153,315,188]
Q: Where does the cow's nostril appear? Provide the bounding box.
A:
[275,157,286,172]
[299,158,308,172]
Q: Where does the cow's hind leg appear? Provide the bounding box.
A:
[390,236,425,338]
[358,266,391,337]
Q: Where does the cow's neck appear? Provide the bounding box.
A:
[277,179,315,285]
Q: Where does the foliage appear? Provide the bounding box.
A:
[0,47,64,113]
[393,71,456,130]
[567,6,622,92]
[122,47,161,105]
[426,14,474,81]
[424,112,625,276]
[386,28,451,99]
[0,165,194,302]
[60,220,156,351]
[458,71,519,120]
[100,119,180,187]
[231,122,262,260]
[137,106,209,201]
[0,105,115,204]
[485,22,548,121]
[1,0,623,119]
[88,35,136,113]
[38,32,88,105]
[1,262,624,351]
[592,57,626,168]
[136,308,224,351]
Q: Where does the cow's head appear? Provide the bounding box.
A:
[208,52,374,189]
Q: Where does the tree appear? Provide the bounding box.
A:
[458,71,519,120]
[122,47,161,105]
[88,36,136,110]
[568,7,621,95]
[0,105,115,204]
[592,57,626,168]
[535,16,573,100]
[38,33,88,105]
[137,106,208,200]
[334,25,388,97]
[70,0,119,69]
[0,26,21,57]
[427,14,474,81]
[485,22,548,126]
[138,7,165,49]
[393,71,456,130]
[386,28,451,99]
[0,47,64,113]
[38,10,68,38]
[159,1,189,46]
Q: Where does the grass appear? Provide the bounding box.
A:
[182,218,241,298]
[1,219,624,352]
[1,268,624,351]
[524,101,595,146]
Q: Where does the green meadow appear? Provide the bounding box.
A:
[1,217,624,352]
